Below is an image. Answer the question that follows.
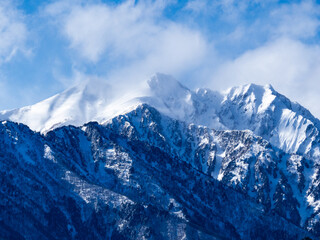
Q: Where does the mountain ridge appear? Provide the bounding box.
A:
[0,104,316,239]
[1,73,319,158]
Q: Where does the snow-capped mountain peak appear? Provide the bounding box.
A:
[225,83,277,113]
[148,73,190,98]
[144,73,195,121]
[220,82,320,157]
[0,78,114,132]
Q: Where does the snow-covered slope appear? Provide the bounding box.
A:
[0,78,145,132]
[219,83,320,158]
[1,73,320,160]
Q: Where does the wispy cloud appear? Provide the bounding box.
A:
[185,0,249,20]
[45,0,208,70]
[0,1,28,63]
[270,1,320,39]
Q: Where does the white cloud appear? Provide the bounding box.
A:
[0,1,28,63]
[45,0,208,74]
[185,0,208,14]
[186,0,320,48]
[270,1,320,39]
[185,0,251,22]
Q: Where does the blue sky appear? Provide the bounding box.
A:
[1,0,320,117]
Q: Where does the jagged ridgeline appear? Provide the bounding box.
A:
[1,74,320,239]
